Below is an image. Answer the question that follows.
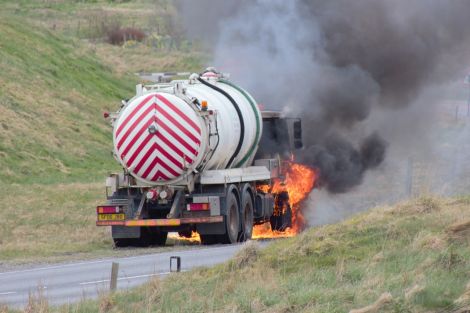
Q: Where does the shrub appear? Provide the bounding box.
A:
[107,27,146,45]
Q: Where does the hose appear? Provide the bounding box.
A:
[219,79,261,167]
[197,77,245,169]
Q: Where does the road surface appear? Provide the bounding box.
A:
[0,243,260,308]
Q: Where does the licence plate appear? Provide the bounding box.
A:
[98,213,125,221]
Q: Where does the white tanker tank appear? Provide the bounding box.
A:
[112,69,262,185]
[98,68,304,246]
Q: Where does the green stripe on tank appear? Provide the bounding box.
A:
[219,79,261,167]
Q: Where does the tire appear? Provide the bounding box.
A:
[149,231,168,246]
[178,230,193,238]
[238,190,254,242]
[220,191,240,244]
[200,234,219,245]
[135,227,151,247]
[113,238,133,248]
[270,191,292,232]
[270,205,292,231]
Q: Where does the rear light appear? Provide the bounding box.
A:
[160,188,173,199]
[146,189,158,200]
[187,203,210,211]
[159,190,168,199]
[97,206,121,214]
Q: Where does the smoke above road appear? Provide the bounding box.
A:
[176,0,470,193]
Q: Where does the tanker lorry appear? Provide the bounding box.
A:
[96,68,303,246]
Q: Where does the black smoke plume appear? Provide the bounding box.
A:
[176,0,470,193]
[299,133,386,193]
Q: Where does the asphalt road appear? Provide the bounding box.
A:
[0,243,257,308]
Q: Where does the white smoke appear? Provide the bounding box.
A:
[176,0,470,225]
[213,1,321,113]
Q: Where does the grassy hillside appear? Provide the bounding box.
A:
[23,196,469,313]
[0,14,135,263]
[0,16,134,184]
[0,1,207,184]
[0,7,205,262]
[2,0,209,76]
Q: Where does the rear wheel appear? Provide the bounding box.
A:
[270,191,292,232]
[178,230,193,238]
[220,192,240,244]
[135,227,151,247]
[200,234,219,245]
[238,191,254,242]
[148,229,168,246]
[113,238,133,248]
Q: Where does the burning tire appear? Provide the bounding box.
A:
[270,191,292,232]
[178,230,193,238]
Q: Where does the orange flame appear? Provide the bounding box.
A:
[169,231,201,243]
[175,161,317,242]
[253,162,317,239]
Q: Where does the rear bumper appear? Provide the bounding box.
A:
[96,216,223,227]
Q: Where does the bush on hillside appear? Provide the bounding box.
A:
[107,27,146,45]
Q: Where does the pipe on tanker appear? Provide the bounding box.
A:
[197,77,245,168]
[219,79,261,168]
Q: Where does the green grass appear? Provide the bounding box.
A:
[1,0,209,74]
[0,15,135,184]
[0,6,205,264]
[0,182,112,263]
[0,2,206,185]
[2,0,179,40]
[0,12,136,261]
[0,182,202,264]
[17,196,469,313]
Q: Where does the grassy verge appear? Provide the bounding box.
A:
[0,182,110,264]
[0,182,202,266]
[15,196,469,313]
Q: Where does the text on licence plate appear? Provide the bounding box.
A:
[98,213,125,221]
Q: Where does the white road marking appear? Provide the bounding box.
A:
[0,245,236,276]
[79,272,171,286]
[0,243,255,307]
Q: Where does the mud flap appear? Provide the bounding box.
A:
[196,221,226,235]
[112,225,140,239]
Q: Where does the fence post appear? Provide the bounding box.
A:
[170,256,181,272]
[110,262,119,291]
